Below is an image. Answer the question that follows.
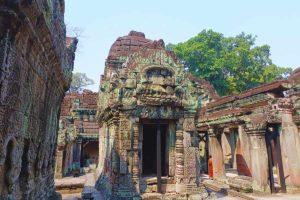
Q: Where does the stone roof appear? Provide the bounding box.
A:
[203,79,289,110]
[60,90,98,117]
[107,30,165,61]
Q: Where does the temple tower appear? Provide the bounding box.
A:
[96,31,217,198]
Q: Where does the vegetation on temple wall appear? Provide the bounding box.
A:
[167,29,292,96]
[69,72,95,92]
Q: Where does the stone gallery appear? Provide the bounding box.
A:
[198,69,300,193]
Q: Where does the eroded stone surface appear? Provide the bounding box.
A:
[198,68,300,193]
[55,90,99,178]
[96,31,217,199]
[0,1,77,199]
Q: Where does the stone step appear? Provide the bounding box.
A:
[203,180,254,200]
[203,180,229,193]
[55,179,85,195]
[81,186,106,200]
[142,183,176,193]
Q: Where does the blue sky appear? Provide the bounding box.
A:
[65,0,300,91]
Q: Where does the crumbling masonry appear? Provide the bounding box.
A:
[198,68,300,193]
[0,1,77,199]
[55,90,99,178]
[96,31,300,198]
[96,31,217,198]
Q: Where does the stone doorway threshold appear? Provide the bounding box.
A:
[141,175,175,194]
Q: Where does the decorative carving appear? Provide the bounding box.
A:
[183,118,196,132]
[96,31,217,197]
[0,1,78,198]
[175,125,184,178]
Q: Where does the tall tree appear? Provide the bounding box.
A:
[69,72,95,92]
[167,30,292,96]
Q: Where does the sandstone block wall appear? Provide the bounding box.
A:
[0,1,77,199]
[55,90,99,178]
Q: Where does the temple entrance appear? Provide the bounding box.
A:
[142,123,168,176]
[142,122,168,193]
[266,124,286,193]
[80,141,99,168]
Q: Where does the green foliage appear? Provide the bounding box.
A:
[69,72,95,92]
[167,30,292,96]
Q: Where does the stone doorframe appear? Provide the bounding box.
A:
[131,118,187,194]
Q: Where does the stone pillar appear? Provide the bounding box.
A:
[63,145,70,172]
[132,122,140,193]
[75,139,82,164]
[98,127,105,173]
[55,148,64,179]
[208,128,225,179]
[236,125,252,177]
[112,121,120,187]
[168,121,176,177]
[244,123,269,192]
[279,99,300,190]
[69,144,74,168]
[221,128,232,169]
[175,120,185,193]
[183,116,199,187]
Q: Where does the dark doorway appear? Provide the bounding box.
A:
[80,141,99,167]
[266,124,286,193]
[142,123,168,176]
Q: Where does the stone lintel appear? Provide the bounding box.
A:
[243,123,266,136]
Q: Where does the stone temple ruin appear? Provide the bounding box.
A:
[0,1,300,199]
[197,70,300,194]
[96,31,218,199]
[55,90,99,179]
[0,0,77,199]
[95,31,300,199]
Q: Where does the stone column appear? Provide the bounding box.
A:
[236,125,252,177]
[175,120,185,193]
[279,99,300,190]
[221,128,231,169]
[76,139,82,164]
[98,127,105,172]
[132,122,140,193]
[208,128,225,179]
[55,148,64,179]
[168,121,176,177]
[112,120,120,187]
[183,116,199,187]
[244,123,269,192]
